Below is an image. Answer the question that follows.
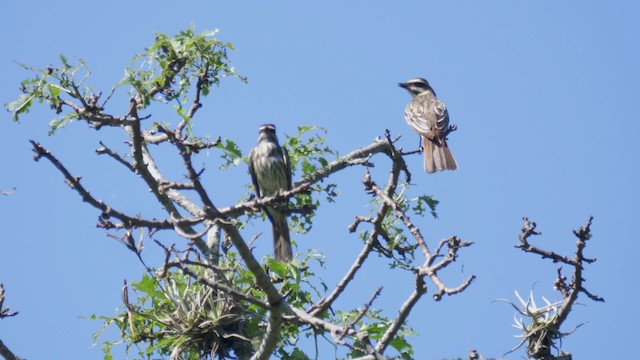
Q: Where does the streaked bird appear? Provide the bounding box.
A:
[399,77,458,173]
[248,124,293,262]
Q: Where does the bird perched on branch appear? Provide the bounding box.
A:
[248,124,293,262]
[399,77,458,173]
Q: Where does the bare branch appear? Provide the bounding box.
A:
[289,307,387,360]
[95,142,135,172]
[364,169,475,302]
[30,140,179,230]
[347,216,374,233]
[218,182,313,219]
[0,285,17,319]
[156,124,216,210]
[375,274,426,354]
[515,216,603,358]
[364,172,431,260]
[309,232,377,316]
[308,144,407,316]
[554,217,603,326]
[428,236,474,273]
[184,64,208,120]
[0,285,20,360]
[297,133,407,189]
[0,339,21,360]
[123,100,209,252]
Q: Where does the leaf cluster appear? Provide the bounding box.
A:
[7,55,92,133]
[122,26,246,108]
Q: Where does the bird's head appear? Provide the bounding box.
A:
[399,78,434,97]
[259,123,277,134]
[257,123,279,142]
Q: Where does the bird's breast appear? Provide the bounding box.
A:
[254,147,288,195]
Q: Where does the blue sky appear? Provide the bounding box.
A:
[1,1,638,359]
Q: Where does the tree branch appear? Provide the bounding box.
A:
[0,339,21,360]
[124,99,209,252]
[0,285,17,319]
[375,274,426,354]
[308,137,407,316]
[554,216,604,328]
[515,216,604,358]
[29,140,180,230]
[252,309,283,360]
[0,285,20,360]
[308,231,377,316]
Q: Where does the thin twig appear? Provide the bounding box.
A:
[364,176,431,260]
[339,287,383,341]
[95,142,135,172]
[30,140,180,231]
[0,285,18,319]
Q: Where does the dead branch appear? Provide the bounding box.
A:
[0,285,17,319]
[0,339,21,360]
[514,216,603,358]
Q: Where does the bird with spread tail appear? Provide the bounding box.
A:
[399,78,458,173]
[248,124,293,262]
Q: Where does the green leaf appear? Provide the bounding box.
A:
[6,94,35,121]
[216,138,244,169]
[133,274,163,298]
[285,347,311,360]
[120,26,246,109]
[48,84,60,98]
[411,194,439,218]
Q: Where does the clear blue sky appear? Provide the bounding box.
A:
[1,1,638,359]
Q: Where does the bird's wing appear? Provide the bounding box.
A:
[283,146,292,190]
[405,99,435,139]
[248,149,261,198]
[433,99,450,135]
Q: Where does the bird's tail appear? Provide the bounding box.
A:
[270,209,293,262]
[423,136,457,174]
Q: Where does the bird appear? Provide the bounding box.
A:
[399,77,458,173]
[248,124,293,262]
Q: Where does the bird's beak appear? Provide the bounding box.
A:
[398,82,408,89]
